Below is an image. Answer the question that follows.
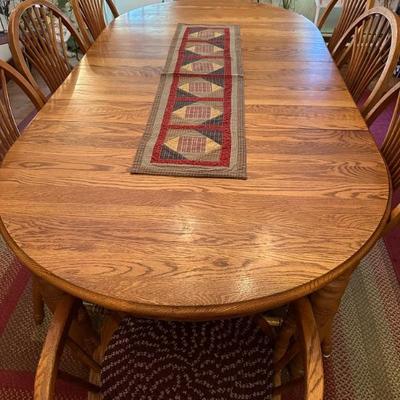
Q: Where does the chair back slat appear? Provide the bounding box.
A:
[367,82,400,191]
[0,69,19,161]
[318,0,374,52]
[72,0,119,45]
[332,7,400,116]
[0,59,44,164]
[9,0,88,101]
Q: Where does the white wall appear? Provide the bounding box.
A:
[0,45,12,61]
[105,0,167,21]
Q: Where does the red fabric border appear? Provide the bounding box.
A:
[151,27,233,167]
[0,370,87,397]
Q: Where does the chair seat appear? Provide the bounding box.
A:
[101,316,273,400]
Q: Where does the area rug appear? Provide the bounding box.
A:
[0,236,87,399]
[131,24,246,179]
[324,239,400,399]
[1,235,400,399]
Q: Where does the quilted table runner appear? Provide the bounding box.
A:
[131,24,246,179]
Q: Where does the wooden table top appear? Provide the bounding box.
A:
[0,0,391,320]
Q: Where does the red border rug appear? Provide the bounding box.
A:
[324,240,400,399]
[131,24,246,179]
[0,237,87,399]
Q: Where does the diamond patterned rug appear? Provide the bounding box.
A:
[131,24,246,179]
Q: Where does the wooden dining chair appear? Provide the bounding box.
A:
[366,81,400,234]
[317,0,374,52]
[0,59,44,162]
[71,0,119,46]
[0,59,46,325]
[8,0,88,103]
[34,294,323,400]
[331,6,400,117]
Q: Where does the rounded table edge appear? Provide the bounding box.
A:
[0,194,391,320]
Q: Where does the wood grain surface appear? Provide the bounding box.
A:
[0,0,391,320]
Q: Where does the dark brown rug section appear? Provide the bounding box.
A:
[101,316,273,399]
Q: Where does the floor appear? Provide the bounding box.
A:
[325,240,400,399]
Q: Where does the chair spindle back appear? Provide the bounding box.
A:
[331,7,400,116]
[8,0,88,101]
[0,59,44,163]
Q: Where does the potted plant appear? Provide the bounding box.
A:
[0,0,11,33]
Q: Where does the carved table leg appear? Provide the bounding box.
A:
[270,263,359,395]
[272,308,297,400]
[36,278,99,354]
[309,266,357,356]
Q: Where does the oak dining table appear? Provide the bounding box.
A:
[0,0,391,354]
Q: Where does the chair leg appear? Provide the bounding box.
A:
[272,310,297,400]
[35,279,100,354]
[309,267,356,357]
[321,320,333,357]
[32,276,45,325]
